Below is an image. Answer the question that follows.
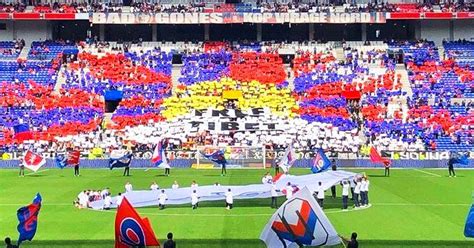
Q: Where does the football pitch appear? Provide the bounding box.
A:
[0,168,473,248]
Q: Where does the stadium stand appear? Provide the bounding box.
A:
[0,38,471,154]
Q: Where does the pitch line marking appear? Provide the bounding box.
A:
[24,169,50,176]
[413,169,442,177]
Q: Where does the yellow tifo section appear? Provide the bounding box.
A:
[161,78,299,120]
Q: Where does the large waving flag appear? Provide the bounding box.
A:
[110,153,133,170]
[17,193,42,246]
[260,187,341,247]
[151,142,168,167]
[279,145,296,173]
[369,147,391,167]
[13,123,33,142]
[201,149,227,166]
[23,150,46,172]
[311,149,331,174]
[67,150,80,166]
[465,204,474,238]
[451,153,469,166]
[55,154,67,169]
[115,197,160,248]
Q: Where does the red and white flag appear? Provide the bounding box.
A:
[22,150,46,172]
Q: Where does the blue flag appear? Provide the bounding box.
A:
[55,154,67,169]
[450,153,470,166]
[17,193,42,246]
[464,204,474,238]
[201,150,227,166]
[109,153,133,170]
[311,149,331,173]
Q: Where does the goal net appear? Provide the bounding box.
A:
[195,146,267,169]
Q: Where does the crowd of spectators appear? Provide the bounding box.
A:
[1,1,474,14]
[0,39,471,158]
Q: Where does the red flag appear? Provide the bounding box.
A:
[67,150,80,166]
[115,197,160,248]
[369,147,391,167]
[272,173,284,183]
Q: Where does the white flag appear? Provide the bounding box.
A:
[260,187,341,247]
[22,150,46,172]
[279,145,296,173]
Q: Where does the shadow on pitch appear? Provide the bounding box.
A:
[137,196,351,210]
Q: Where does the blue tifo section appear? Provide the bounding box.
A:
[0,159,473,169]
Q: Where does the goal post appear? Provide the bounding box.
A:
[195,146,268,169]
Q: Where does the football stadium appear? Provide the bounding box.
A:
[0,1,473,248]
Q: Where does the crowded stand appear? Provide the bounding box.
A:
[2,1,474,14]
[28,40,77,61]
[0,38,471,155]
[388,40,473,151]
[63,46,172,131]
[0,40,24,60]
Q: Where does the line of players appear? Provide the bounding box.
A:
[262,172,371,211]
[76,173,369,211]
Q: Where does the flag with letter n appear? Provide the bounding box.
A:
[260,187,341,247]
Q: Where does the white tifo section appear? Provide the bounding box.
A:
[89,170,357,209]
[118,109,361,152]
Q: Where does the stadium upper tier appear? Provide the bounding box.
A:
[0,2,473,14]
[0,40,472,154]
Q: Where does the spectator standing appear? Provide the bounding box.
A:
[285,182,293,200]
[225,188,233,210]
[191,190,199,209]
[172,181,179,189]
[341,180,350,210]
[316,181,325,209]
[330,159,337,198]
[116,193,123,206]
[150,181,159,191]
[347,232,359,248]
[270,183,279,209]
[163,232,176,248]
[159,190,167,210]
[353,179,361,208]
[4,237,18,248]
[125,182,133,192]
[360,177,367,207]
[448,159,456,177]
[18,161,24,177]
[103,194,112,210]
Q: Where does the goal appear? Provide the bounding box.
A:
[195,146,267,169]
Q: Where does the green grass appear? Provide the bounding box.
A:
[0,168,473,247]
